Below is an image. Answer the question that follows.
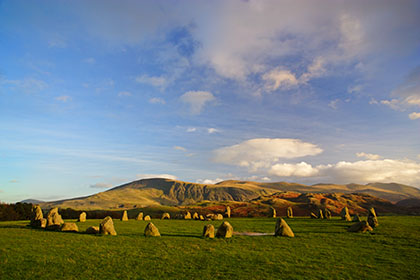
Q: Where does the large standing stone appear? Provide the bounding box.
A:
[203,224,215,238]
[287,206,293,218]
[144,215,151,221]
[216,221,233,238]
[348,221,373,233]
[199,215,205,221]
[340,207,351,221]
[46,207,64,230]
[85,226,99,234]
[274,218,294,237]
[162,213,170,219]
[192,212,199,220]
[270,207,276,218]
[78,212,87,222]
[30,205,44,228]
[226,206,231,218]
[61,222,79,232]
[121,210,128,221]
[99,216,117,236]
[367,207,379,228]
[136,212,143,221]
[184,212,192,219]
[144,222,160,237]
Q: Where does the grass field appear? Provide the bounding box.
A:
[1,216,419,279]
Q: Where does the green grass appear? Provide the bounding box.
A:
[1,216,419,279]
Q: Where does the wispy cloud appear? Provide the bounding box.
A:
[2,78,48,94]
[180,91,215,114]
[118,91,132,97]
[83,57,96,64]
[149,97,165,104]
[173,146,186,152]
[136,174,178,180]
[90,182,112,189]
[409,112,420,120]
[186,127,196,132]
[55,95,72,102]
[207,128,219,134]
[136,75,167,89]
[356,152,381,160]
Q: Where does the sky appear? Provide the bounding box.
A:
[1,0,420,203]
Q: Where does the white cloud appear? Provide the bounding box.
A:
[356,152,381,160]
[409,112,420,120]
[180,91,215,114]
[318,159,420,186]
[173,146,186,152]
[136,174,178,180]
[207,128,219,134]
[262,68,299,91]
[136,75,167,88]
[55,95,72,102]
[380,99,401,111]
[213,138,322,171]
[118,91,132,97]
[186,127,196,132]
[269,162,319,177]
[348,84,362,94]
[90,182,112,189]
[83,57,96,64]
[149,97,165,104]
[196,178,224,185]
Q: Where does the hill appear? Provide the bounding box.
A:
[39,178,420,211]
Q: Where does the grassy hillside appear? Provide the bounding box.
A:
[1,216,420,279]
[40,178,420,210]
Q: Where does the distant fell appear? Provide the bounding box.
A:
[40,178,420,210]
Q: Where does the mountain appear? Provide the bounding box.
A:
[20,199,45,204]
[39,178,420,210]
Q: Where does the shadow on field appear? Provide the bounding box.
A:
[0,224,28,229]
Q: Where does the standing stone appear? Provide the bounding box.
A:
[348,221,373,233]
[144,215,151,221]
[136,212,143,221]
[203,224,215,238]
[61,222,79,232]
[367,207,379,228]
[287,206,293,218]
[78,212,87,222]
[214,214,224,220]
[199,215,205,221]
[324,209,332,220]
[162,213,170,219]
[99,216,117,235]
[274,218,295,237]
[270,207,276,218]
[46,207,64,230]
[310,212,318,219]
[121,210,128,221]
[340,207,351,221]
[184,212,192,219]
[352,214,361,222]
[216,221,233,238]
[30,205,44,228]
[144,222,160,237]
[85,226,99,234]
[192,212,199,220]
[317,209,324,219]
[226,206,231,218]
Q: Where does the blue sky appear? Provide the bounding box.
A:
[1,0,420,202]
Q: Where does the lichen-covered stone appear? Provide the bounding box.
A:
[46,208,64,229]
[274,218,294,237]
[340,207,351,221]
[271,207,276,218]
[136,212,143,220]
[78,212,86,222]
[348,221,373,233]
[226,206,231,218]
[214,214,223,220]
[121,210,128,221]
[367,207,379,228]
[99,216,117,236]
[144,215,151,221]
[199,215,205,221]
[61,222,79,232]
[216,221,233,238]
[324,209,332,219]
[162,213,170,219]
[203,224,215,238]
[184,212,192,219]
[287,207,293,218]
[144,222,160,237]
[30,205,44,227]
[310,212,318,219]
[85,226,99,234]
[192,212,199,220]
[317,209,324,219]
